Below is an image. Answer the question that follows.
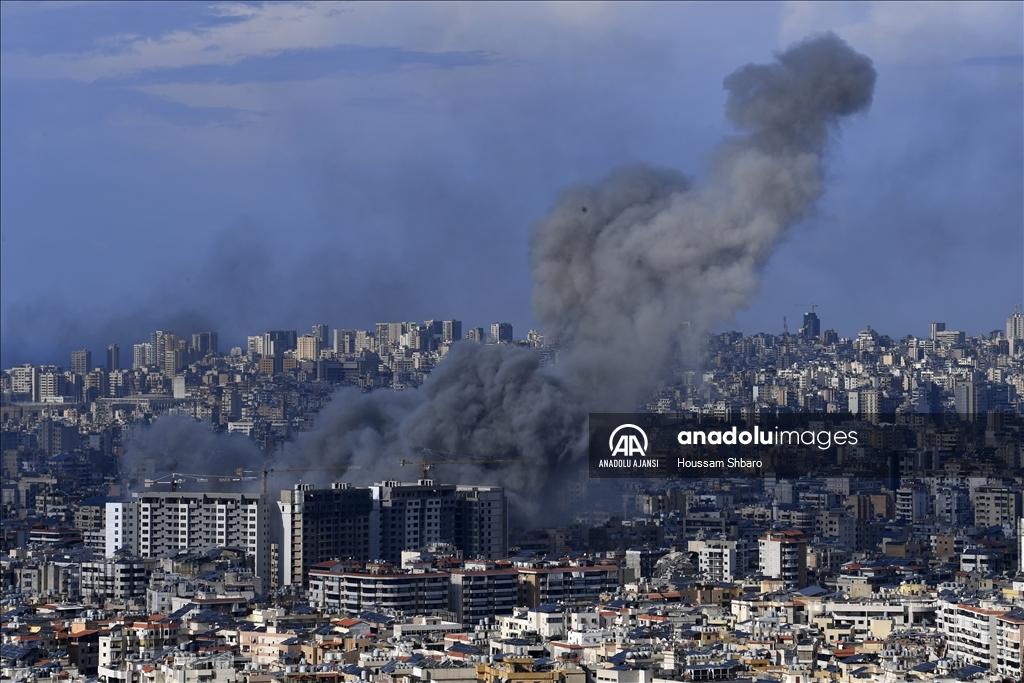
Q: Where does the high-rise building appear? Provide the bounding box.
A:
[161,337,182,374]
[106,343,119,372]
[129,491,271,591]
[1008,310,1024,356]
[133,343,153,369]
[190,332,218,356]
[449,563,518,625]
[278,480,508,583]
[759,529,807,589]
[403,323,424,352]
[109,369,131,398]
[38,366,68,402]
[939,601,1024,674]
[247,335,265,355]
[895,483,932,521]
[955,381,989,421]
[312,324,329,349]
[9,364,39,402]
[375,323,391,353]
[442,319,463,344]
[490,322,513,344]
[263,331,297,356]
[421,320,443,351]
[933,486,971,526]
[296,334,321,361]
[930,322,946,341]
[150,331,168,367]
[689,538,748,582]
[105,501,140,557]
[800,312,820,339]
[371,479,507,566]
[1007,310,1024,341]
[80,557,152,603]
[277,483,373,587]
[84,368,108,402]
[798,313,815,339]
[354,330,375,353]
[466,327,485,343]
[71,349,92,376]
[333,329,356,355]
[39,417,80,456]
[973,486,1021,530]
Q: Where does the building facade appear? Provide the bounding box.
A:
[123,491,271,590]
[277,482,373,587]
[759,529,807,590]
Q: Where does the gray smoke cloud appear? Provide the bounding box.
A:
[291,342,585,513]
[532,33,875,407]
[122,415,266,490]
[138,33,876,520]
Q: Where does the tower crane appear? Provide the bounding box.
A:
[143,471,258,493]
[144,464,361,494]
[399,448,524,481]
[252,465,361,494]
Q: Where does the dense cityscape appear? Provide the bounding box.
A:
[2,4,1021,682]
[2,309,1024,681]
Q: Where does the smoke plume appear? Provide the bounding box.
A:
[149,33,876,519]
[531,33,875,406]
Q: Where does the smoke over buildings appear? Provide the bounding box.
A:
[119,33,875,518]
[277,33,876,515]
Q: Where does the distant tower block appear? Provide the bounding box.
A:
[490,322,513,344]
[801,311,820,339]
[442,319,462,344]
[71,349,92,376]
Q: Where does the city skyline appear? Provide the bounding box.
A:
[4,308,1022,372]
[2,3,1022,368]
[3,5,1024,679]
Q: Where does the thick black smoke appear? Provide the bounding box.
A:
[139,33,876,520]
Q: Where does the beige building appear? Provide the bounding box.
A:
[296,333,321,361]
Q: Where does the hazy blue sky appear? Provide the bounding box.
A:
[2,1,1021,367]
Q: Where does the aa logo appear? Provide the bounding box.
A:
[609,424,648,458]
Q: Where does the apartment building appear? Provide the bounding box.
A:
[449,562,519,626]
[759,530,807,590]
[277,482,373,587]
[307,561,449,613]
[108,491,271,590]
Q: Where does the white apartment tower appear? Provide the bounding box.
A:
[105,501,140,557]
[129,491,271,590]
[759,529,807,589]
[689,537,748,582]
